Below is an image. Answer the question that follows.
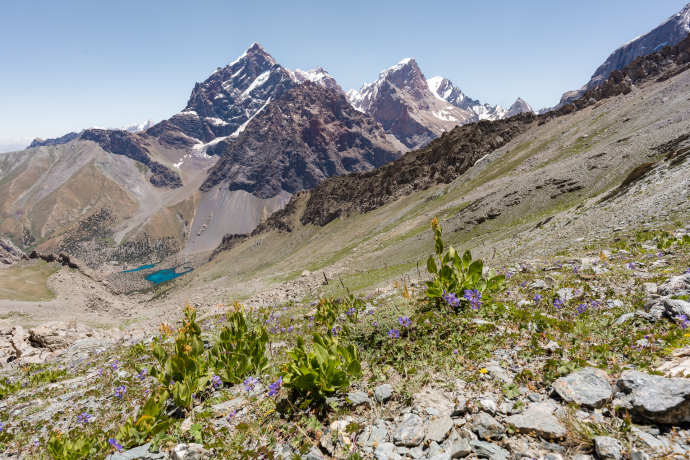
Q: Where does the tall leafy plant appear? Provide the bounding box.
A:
[424,219,505,310]
[207,309,269,384]
[143,305,210,411]
[281,332,361,401]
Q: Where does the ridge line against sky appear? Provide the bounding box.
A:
[0,0,687,142]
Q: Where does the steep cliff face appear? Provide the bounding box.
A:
[347,59,477,150]
[201,82,401,199]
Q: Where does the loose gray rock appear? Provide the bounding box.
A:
[426,416,455,443]
[428,441,443,458]
[375,384,394,404]
[642,283,658,295]
[448,438,472,458]
[105,443,166,460]
[394,413,425,446]
[505,401,566,440]
[613,313,634,325]
[613,370,690,423]
[664,298,690,318]
[428,454,451,460]
[659,273,690,296]
[530,280,548,290]
[374,442,396,460]
[346,392,371,408]
[630,450,651,460]
[471,412,505,440]
[408,447,425,459]
[358,419,388,448]
[477,398,497,415]
[469,440,509,460]
[594,436,623,460]
[426,407,440,416]
[211,397,246,415]
[552,367,612,409]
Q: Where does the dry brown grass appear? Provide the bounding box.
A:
[0,261,58,301]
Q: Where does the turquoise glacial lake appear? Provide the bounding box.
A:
[145,265,194,285]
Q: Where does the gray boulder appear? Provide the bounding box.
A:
[613,370,690,423]
[470,412,505,440]
[663,298,690,318]
[394,413,425,446]
[426,416,455,443]
[659,273,690,296]
[448,438,472,458]
[594,436,623,460]
[552,367,612,409]
[469,440,509,460]
[375,384,394,404]
[357,419,388,448]
[346,391,371,408]
[505,401,566,440]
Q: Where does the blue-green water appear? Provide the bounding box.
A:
[145,265,194,284]
[121,264,156,273]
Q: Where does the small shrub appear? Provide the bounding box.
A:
[424,219,505,311]
[281,332,361,401]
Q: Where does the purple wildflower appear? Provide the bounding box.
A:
[678,315,690,329]
[137,368,147,381]
[268,376,283,397]
[111,359,118,371]
[114,385,126,400]
[388,329,400,338]
[77,412,91,424]
[227,410,237,423]
[243,376,258,392]
[398,316,411,328]
[628,262,637,270]
[443,292,460,307]
[553,298,564,310]
[573,266,579,274]
[211,374,222,389]
[577,304,587,315]
[533,294,542,303]
[108,439,123,451]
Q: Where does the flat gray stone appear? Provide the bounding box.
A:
[358,419,388,448]
[408,447,424,459]
[346,391,371,408]
[505,401,566,440]
[428,454,451,460]
[471,412,505,440]
[594,436,623,460]
[375,384,394,404]
[613,370,690,423]
[448,438,472,458]
[428,441,443,458]
[613,313,634,325]
[530,280,547,290]
[552,367,612,409]
[393,413,425,447]
[630,450,651,460]
[105,443,165,460]
[469,440,509,460]
[210,397,246,415]
[426,416,455,443]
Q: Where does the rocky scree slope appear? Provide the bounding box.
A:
[555,2,690,109]
[200,82,402,199]
[80,129,182,189]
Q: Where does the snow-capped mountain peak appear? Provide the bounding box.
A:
[425,77,515,122]
[290,66,345,95]
[506,98,533,117]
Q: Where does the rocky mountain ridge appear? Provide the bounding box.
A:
[250,32,690,233]
[554,2,690,109]
[201,81,402,199]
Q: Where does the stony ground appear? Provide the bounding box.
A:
[2,220,690,459]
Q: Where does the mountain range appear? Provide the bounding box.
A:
[3,1,690,269]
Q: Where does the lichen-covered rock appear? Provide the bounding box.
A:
[394,413,425,447]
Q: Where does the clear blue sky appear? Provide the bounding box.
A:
[1,0,687,142]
